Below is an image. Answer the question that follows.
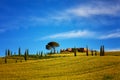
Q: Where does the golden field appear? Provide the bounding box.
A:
[0,52,120,80]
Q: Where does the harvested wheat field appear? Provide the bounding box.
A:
[0,52,120,80]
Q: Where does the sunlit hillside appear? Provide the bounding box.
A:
[0,51,120,80]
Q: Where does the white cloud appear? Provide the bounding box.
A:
[40,30,95,40]
[1,1,120,32]
[106,48,120,51]
[22,1,120,28]
[28,14,72,26]
[40,29,120,40]
[99,30,120,39]
[51,15,70,21]
[66,2,120,17]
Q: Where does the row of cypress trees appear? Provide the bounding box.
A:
[85,45,105,56]
[5,48,29,57]
[73,45,105,57]
[5,48,23,57]
[4,48,44,63]
[5,48,29,63]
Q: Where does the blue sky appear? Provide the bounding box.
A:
[0,0,120,56]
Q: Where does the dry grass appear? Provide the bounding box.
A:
[0,53,120,80]
[105,51,120,56]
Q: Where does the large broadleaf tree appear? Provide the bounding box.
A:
[46,41,59,54]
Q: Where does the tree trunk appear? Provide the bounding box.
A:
[53,47,56,54]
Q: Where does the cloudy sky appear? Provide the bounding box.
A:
[0,0,120,56]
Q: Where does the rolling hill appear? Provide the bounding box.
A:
[0,52,120,80]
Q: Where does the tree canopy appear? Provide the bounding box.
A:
[46,41,60,54]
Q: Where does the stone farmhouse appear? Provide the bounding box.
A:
[60,48,88,53]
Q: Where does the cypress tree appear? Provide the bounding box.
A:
[5,50,7,63]
[74,47,77,56]
[100,46,102,56]
[24,50,27,61]
[100,45,105,56]
[102,45,105,56]
[7,49,11,56]
[95,50,97,56]
[41,51,43,57]
[26,49,29,57]
[18,47,21,56]
[86,46,88,56]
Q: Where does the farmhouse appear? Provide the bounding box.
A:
[77,48,87,52]
[60,48,88,53]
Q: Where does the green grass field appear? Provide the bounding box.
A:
[0,52,120,80]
